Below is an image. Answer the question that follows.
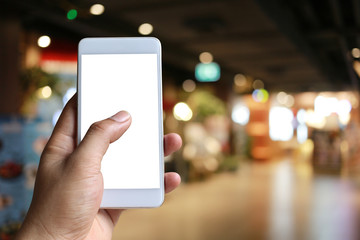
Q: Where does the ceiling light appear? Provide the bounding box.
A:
[173,102,193,121]
[38,35,51,48]
[138,23,153,35]
[352,48,360,58]
[199,52,213,63]
[183,79,196,92]
[234,74,247,87]
[195,62,221,82]
[276,92,287,104]
[252,79,264,89]
[67,9,77,20]
[90,4,105,15]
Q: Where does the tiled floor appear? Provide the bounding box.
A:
[113,157,360,240]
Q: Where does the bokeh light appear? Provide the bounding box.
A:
[285,95,295,107]
[183,79,196,92]
[90,4,105,15]
[195,62,221,82]
[305,109,326,129]
[138,23,153,35]
[183,144,197,159]
[314,96,350,117]
[277,92,287,104]
[269,107,294,141]
[204,137,221,154]
[232,104,250,125]
[37,35,51,48]
[67,9,77,20]
[352,48,360,58]
[336,99,352,116]
[252,79,264,89]
[36,86,52,99]
[296,109,307,124]
[297,124,308,144]
[234,74,247,87]
[276,91,295,107]
[339,113,351,125]
[173,102,193,121]
[199,52,213,63]
[252,89,269,103]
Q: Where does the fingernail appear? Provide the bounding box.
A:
[110,111,131,123]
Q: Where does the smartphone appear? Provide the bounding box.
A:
[77,37,164,208]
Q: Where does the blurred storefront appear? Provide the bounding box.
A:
[2,31,360,237]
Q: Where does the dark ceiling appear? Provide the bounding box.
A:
[1,0,360,93]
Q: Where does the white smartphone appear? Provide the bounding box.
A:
[77,37,164,208]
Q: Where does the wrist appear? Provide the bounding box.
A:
[15,213,56,240]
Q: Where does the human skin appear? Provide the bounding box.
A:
[15,95,182,240]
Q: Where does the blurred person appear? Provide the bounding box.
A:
[15,95,182,240]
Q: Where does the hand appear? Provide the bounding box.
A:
[16,95,182,240]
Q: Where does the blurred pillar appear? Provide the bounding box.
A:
[0,17,22,114]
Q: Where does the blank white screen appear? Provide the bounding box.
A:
[80,54,160,189]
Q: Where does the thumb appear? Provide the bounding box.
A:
[68,111,131,171]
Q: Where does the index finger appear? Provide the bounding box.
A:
[42,94,77,161]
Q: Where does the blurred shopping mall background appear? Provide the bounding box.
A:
[2,0,360,239]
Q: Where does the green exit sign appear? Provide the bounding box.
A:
[195,62,220,82]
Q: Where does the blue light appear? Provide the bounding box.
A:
[297,124,308,143]
[195,62,220,82]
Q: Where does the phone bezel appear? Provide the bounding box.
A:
[77,37,164,208]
